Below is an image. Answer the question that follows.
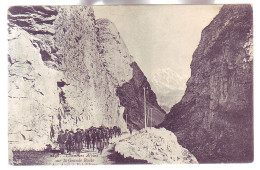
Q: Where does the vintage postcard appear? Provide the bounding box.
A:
[8,5,253,165]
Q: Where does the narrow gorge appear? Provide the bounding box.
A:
[8,5,253,164]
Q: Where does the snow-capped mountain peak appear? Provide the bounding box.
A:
[150,68,186,94]
[149,68,188,112]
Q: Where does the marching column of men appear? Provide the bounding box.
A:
[57,126,122,154]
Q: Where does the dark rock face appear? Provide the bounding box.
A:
[117,62,166,129]
[8,6,57,35]
[160,5,253,163]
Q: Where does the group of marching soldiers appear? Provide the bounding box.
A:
[57,126,121,154]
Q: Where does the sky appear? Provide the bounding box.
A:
[93,5,222,87]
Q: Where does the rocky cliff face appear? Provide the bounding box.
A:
[8,6,164,150]
[160,5,253,163]
[116,62,166,129]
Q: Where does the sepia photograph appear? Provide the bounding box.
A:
[7,4,253,165]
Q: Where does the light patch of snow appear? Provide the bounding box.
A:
[115,127,198,164]
[149,68,187,112]
[150,68,187,93]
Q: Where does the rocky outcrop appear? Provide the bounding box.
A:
[115,128,198,164]
[160,5,253,163]
[8,6,165,150]
[96,19,166,129]
[8,6,64,150]
[116,62,166,129]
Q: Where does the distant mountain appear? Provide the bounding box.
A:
[149,68,187,112]
[156,90,184,113]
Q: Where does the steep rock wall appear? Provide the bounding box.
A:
[8,6,64,150]
[96,19,165,129]
[117,62,166,129]
[8,6,165,150]
[51,7,128,131]
[160,5,253,163]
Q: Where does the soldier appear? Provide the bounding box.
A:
[83,129,87,147]
[91,129,97,151]
[57,130,65,154]
[129,126,133,135]
[64,129,72,154]
[101,130,105,153]
[74,128,83,154]
[96,130,101,153]
[80,129,84,150]
[96,129,104,154]
[109,128,114,139]
[113,126,117,137]
[81,129,85,147]
[85,129,91,149]
[69,130,75,153]
[105,129,110,147]
[102,128,107,148]
[118,127,121,137]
